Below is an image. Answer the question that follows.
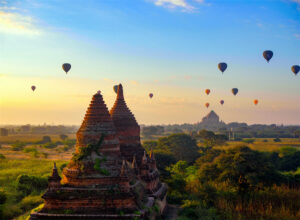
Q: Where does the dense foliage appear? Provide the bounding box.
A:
[148,131,300,219]
[142,124,300,138]
[0,159,65,219]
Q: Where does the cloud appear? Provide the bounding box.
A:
[130,80,139,85]
[290,0,300,4]
[289,0,300,10]
[0,10,40,35]
[294,34,300,40]
[150,0,205,12]
[256,23,263,28]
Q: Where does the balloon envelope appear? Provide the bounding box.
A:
[62,63,71,73]
[218,62,227,73]
[113,85,118,94]
[232,88,238,95]
[220,100,224,105]
[254,99,258,105]
[263,50,273,62]
[149,93,153,98]
[205,103,210,108]
[31,86,36,91]
[291,65,300,75]
[205,89,210,95]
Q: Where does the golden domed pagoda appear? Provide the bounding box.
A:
[30,87,167,220]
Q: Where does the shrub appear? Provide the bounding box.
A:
[273,138,281,142]
[42,142,57,149]
[23,147,40,158]
[19,195,43,211]
[59,134,68,141]
[11,141,26,151]
[60,163,67,171]
[242,138,255,144]
[0,154,5,160]
[0,189,6,204]
[17,175,48,196]
[42,136,51,143]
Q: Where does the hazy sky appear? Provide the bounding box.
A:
[0,0,299,125]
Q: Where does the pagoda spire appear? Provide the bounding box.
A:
[48,162,61,189]
[150,149,154,160]
[142,151,147,164]
[132,154,137,169]
[76,91,120,154]
[110,84,140,145]
[120,160,127,176]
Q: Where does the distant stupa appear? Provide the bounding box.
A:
[30,84,167,219]
[201,110,220,124]
[197,110,226,131]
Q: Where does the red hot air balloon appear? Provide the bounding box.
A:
[205,89,210,95]
[62,63,71,74]
[205,103,210,108]
[254,99,258,105]
[149,93,153,98]
[31,86,36,91]
[220,100,224,105]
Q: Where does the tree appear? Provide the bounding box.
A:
[166,161,189,192]
[142,126,164,137]
[273,138,281,142]
[280,151,300,171]
[16,175,48,196]
[153,152,176,179]
[59,134,68,141]
[0,189,6,204]
[279,146,297,157]
[142,140,158,152]
[42,136,51,143]
[0,154,5,160]
[157,133,199,163]
[198,146,284,190]
[198,130,227,147]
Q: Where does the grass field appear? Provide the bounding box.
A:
[0,159,67,219]
[0,134,77,161]
[0,134,76,144]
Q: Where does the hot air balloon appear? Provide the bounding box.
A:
[205,103,210,108]
[31,86,36,91]
[232,88,238,96]
[113,85,118,94]
[218,62,227,73]
[254,99,258,105]
[205,89,210,95]
[220,100,224,105]
[149,93,153,98]
[291,65,300,76]
[263,50,273,63]
[62,63,71,74]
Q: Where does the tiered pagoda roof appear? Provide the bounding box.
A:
[110,84,140,146]
[77,91,120,154]
[30,88,167,220]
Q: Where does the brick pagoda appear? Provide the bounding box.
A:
[30,86,167,220]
